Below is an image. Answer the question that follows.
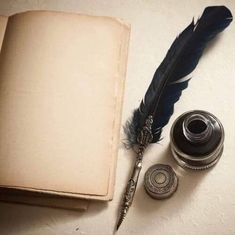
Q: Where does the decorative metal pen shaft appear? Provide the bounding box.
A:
[116,116,153,230]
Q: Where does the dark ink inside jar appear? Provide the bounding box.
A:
[170,110,224,170]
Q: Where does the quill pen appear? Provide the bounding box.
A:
[116,6,232,230]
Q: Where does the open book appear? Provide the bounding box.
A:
[0,11,130,209]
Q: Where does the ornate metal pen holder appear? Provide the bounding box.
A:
[170,110,224,170]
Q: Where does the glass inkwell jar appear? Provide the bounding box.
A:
[170,110,224,170]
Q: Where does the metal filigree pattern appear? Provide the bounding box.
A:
[116,115,154,230]
[137,115,153,148]
[144,164,178,199]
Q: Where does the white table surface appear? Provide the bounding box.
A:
[0,1,235,234]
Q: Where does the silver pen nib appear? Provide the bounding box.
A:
[116,205,128,231]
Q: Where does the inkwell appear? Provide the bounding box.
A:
[170,110,224,170]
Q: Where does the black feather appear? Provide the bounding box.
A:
[125,6,232,148]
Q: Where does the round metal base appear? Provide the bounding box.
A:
[171,144,223,170]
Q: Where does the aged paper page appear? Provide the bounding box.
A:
[0,188,88,210]
[0,15,89,208]
[0,11,129,198]
[0,16,7,49]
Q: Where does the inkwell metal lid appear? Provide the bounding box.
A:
[170,110,225,170]
[144,164,178,199]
